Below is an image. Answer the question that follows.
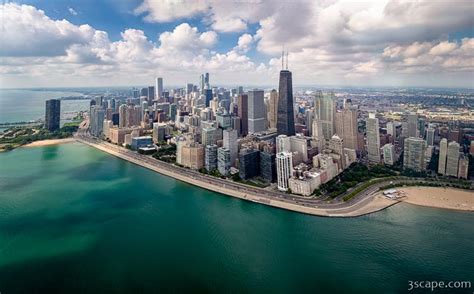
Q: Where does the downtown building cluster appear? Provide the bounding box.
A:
[76,66,472,197]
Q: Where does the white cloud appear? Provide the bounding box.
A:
[1,1,474,88]
[68,7,78,16]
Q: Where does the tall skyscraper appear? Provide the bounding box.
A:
[276,151,293,191]
[155,77,163,100]
[247,89,266,134]
[119,104,127,128]
[268,89,278,129]
[366,113,381,163]
[315,91,336,140]
[217,147,231,176]
[446,141,460,177]
[403,137,426,171]
[277,70,295,136]
[335,105,359,151]
[205,144,218,172]
[458,155,469,179]
[407,113,418,138]
[239,148,260,179]
[45,99,60,131]
[438,138,448,175]
[237,94,248,136]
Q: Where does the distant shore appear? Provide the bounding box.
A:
[400,187,474,211]
[22,138,75,147]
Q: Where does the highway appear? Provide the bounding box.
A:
[74,130,424,216]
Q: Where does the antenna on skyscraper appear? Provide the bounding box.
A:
[281,45,284,70]
[286,51,289,70]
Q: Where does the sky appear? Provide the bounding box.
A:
[0,0,473,89]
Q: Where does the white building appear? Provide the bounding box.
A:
[276,152,293,191]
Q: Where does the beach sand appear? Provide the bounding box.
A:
[400,187,474,211]
[22,138,76,147]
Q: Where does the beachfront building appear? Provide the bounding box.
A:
[446,141,460,177]
[458,155,469,179]
[131,136,153,150]
[239,148,260,180]
[366,113,381,163]
[276,151,293,191]
[403,137,426,171]
[45,99,61,131]
[181,143,205,169]
[438,138,448,175]
[383,143,396,166]
[217,147,231,176]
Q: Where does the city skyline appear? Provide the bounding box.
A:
[1,0,473,89]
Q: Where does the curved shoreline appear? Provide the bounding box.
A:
[399,187,474,212]
[75,137,401,217]
[22,138,75,147]
[72,136,472,217]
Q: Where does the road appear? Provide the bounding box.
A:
[74,130,423,216]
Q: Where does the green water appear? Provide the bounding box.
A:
[0,143,473,293]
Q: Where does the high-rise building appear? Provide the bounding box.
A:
[276,151,293,191]
[314,91,336,140]
[366,113,381,163]
[277,70,295,136]
[223,128,238,166]
[248,89,266,134]
[407,113,418,138]
[438,138,448,175]
[237,94,248,136]
[276,134,291,153]
[90,106,105,137]
[403,137,426,171]
[205,144,218,172]
[268,89,278,129]
[239,148,260,179]
[260,151,276,182]
[217,147,231,176]
[119,104,127,128]
[148,86,155,103]
[383,143,395,165]
[446,141,460,177]
[458,155,469,179]
[155,77,163,99]
[201,127,217,146]
[45,99,61,131]
[181,143,204,169]
[425,127,435,146]
[335,106,359,151]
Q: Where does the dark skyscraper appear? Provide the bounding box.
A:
[238,93,248,136]
[45,99,60,131]
[277,70,295,136]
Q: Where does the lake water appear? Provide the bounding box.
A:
[0,143,472,293]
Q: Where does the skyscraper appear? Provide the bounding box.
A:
[314,91,336,140]
[438,138,448,175]
[45,99,60,131]
[237,94,248,136]
[407,113,418,138]
[425,127,435,146]
[223,128,238,166]
[403,137,426,171]
[268,89,278,129]
[276,151,293,191]
[247,89,266,134]
[446,141,460,177]
[205,144,218,172]
[217,147,231,176]
[277,70,295,136]
[366,113,381,163]
[239,148,260,179]
[334,105,359,151]
[155,77,163,100]
[383,143,395,165]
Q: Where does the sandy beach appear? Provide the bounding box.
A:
[22,138,76,147]
[400,187,474,211]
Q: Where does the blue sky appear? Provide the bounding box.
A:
[1,0,473,88]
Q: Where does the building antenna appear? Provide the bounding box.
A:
[281,45,284,70]
[286,51,289,70]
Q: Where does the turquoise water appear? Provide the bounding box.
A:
[0,89,89,123]
[0,143,473,293]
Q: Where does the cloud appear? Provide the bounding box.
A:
[68,7,78,16]
[0,3,96,57]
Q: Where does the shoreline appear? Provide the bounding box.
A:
[22,138,75,147]
[399,187,474,211]
[75,137,401,218]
